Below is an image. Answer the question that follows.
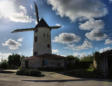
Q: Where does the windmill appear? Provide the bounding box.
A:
[12,2,61,56]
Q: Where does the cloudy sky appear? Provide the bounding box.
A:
[0,0,112,60]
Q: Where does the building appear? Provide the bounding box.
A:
[22,54,65,69]
[93,50,112,77]
[33,19,52,56]
[12,3,63,69]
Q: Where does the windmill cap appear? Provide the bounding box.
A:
[36,18,49,28]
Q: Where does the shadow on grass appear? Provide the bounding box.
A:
[54,69,102,79]
[23,78,88,82]
[0,70,15,74]
[17,74,45,77]
[23,78,112,83]
[40,69,110,79]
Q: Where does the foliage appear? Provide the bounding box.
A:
[94,52,100,61]
[16,68,42,77]
[65,55,94,69]
[8,54,24,69]
[0,54,25,69]
[8,54,21,66]
[0,60,8,69]
[65,55,80,69]
[66,55,80,62]
[87,64,95,72]
[78,62,93,69]
[66,55,79,60]
[80,55,94,62]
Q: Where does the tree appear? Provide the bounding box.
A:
[0,60,8,69]
[8,54,21,68]
[80,55,94,62]
[65,55,80,69]
[66,55,79,62]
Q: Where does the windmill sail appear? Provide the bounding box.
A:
[11,28,34,33]
[50,26,61,29]
[34,2,39,23]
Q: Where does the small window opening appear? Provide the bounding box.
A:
[34,52,37,56]
[35,29,38,32]
[47,44,50,48]
[35,36,37,42]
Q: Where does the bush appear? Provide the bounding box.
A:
[29,69,41,76]
[16,68,42,77]
[16,68,29,75]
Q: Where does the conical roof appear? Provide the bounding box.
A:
[36,18,49,28]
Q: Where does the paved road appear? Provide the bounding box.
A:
[0,70,112,86]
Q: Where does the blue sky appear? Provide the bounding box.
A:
[0,0,112,60]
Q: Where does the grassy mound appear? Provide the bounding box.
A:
[16,68,43,77]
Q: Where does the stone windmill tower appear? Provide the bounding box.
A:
[12,2,61,56]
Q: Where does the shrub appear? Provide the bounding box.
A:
[16,68,29,75]
[29,69,41,76]
[16,68,42,77]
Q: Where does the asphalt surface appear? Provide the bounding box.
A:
[0,70,112,86]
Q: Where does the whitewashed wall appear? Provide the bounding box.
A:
[33,27,52,56]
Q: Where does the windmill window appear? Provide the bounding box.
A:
[34,52,37,56]
[35,36,37,42]
[35,29,38,32]
[47,44,50,48]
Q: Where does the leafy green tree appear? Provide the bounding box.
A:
[0,60,8,69]
[80,55,94,62]
[65,55,80,69]
[8,54,21,68]
[66,55,80,62]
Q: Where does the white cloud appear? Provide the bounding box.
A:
[67,40,92,51]
[105,39,112,45]
[109,0,112,3]
[47,0,108,42]
[47,0,108,21]
[85,29,107,41]
[53,33,81,44]
[0,52,12,62]
[99,47,112,53]
[2,38,23,50]
[17,38,23,42]
[79,18,107,41]
[0,0,33,23]
[56,24,64,28]
[79,19,104,30]
[73,52,87,58]
[56,24,61,26]
[52,49,59,54]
